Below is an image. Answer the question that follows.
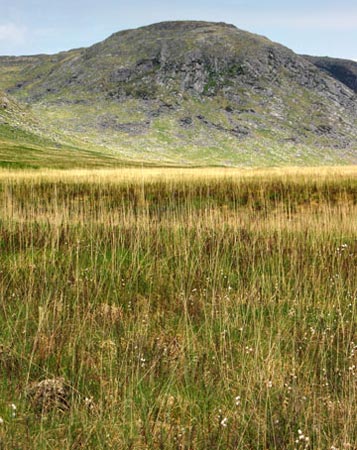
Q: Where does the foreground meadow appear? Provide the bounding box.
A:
[0,167,356,449]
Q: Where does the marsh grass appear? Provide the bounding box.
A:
[0,167,356,449]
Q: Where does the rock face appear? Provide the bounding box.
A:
[0,21,356,164]
[1,22,354,103]
[303,55,357,93]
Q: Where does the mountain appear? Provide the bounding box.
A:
[0,21,356,166]
[303,55,357,93]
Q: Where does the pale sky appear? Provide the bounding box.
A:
[0,0,356,60]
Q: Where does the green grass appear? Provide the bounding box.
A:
[0,122,148,169]
[0,167,356,449]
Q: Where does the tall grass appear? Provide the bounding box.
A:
[0,167,356,449]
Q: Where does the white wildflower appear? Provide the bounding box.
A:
[10,403,16,418]
[220,417,228,427]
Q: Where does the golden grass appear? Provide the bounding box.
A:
[1,165,357,183]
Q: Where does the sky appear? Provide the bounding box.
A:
[0,0,356,60]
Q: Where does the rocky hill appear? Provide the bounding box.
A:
[303,55,357,93]
[0,21,356,166]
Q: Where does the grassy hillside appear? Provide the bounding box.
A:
[0,167,356,449]
[0,90,151,168]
